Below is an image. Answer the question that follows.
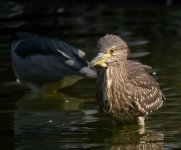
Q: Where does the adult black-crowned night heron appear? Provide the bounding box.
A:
[89,34,165,125]
[11,32,96,91]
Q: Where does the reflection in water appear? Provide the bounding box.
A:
[14,89,98,132]
[13,91,99,149]
[108,127,164,150]
[13,90,165,149]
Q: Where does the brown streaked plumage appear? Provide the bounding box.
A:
[89,34,165,125]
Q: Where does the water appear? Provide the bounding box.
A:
[0,1,181,149]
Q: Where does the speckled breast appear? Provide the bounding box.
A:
[96,68,141,123]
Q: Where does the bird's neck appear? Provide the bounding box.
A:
[106,60,128,82]
[102,60,129,113]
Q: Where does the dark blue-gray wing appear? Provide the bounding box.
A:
[11,32,86,58]
[11,32,96,85]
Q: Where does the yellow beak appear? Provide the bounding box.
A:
[89,53,111,67]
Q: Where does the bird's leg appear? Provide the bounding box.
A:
[137,116,145,126]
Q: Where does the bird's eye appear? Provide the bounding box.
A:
[109,48,115,55]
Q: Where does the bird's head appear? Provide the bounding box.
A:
[89,34,129,68]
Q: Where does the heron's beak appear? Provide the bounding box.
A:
[89,52,111,68]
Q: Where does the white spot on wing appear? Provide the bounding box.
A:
[79,67,97,78]
[65,60,75,66]
[78,49,86,58]
[57,49,71,59]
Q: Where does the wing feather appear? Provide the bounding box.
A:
[127,60,164,115]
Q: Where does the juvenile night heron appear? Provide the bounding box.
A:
[11,32,96,91]
[89,34,165,125]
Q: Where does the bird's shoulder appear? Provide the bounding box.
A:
[127,60,158,88]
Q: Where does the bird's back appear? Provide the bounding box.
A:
[127,60,164,115]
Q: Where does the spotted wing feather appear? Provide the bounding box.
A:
[127,60,164,115]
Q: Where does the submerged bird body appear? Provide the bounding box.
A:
[11,32,96,90]
[90,34,165,125]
